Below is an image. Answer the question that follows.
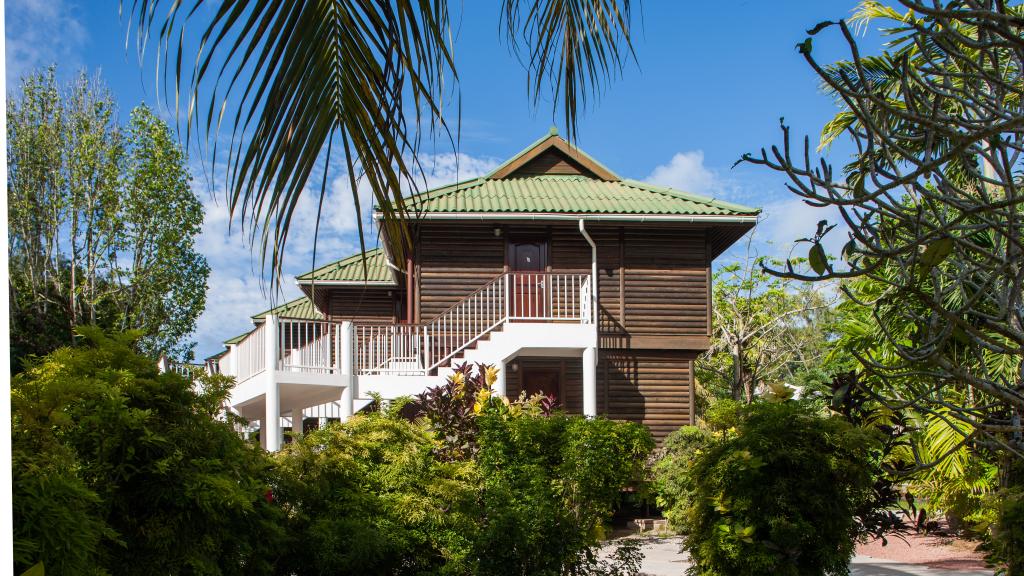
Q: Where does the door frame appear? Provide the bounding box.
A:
[520,366,563,403]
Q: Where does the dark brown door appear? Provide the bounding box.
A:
[522,367,561,402]
[509,240,547,318]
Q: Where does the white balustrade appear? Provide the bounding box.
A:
[278,319,335,373]
[235,323,267,382]
[226,272,594,380]
[354,272,593,376]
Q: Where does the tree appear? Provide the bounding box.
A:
[12,328,285,575]
[8,68,209,367]
[741,1,1024,466]
[125,0,634,281]
[698,238,841,406]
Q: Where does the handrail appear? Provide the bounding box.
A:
[354,272,593,376]
[228,272,595,379]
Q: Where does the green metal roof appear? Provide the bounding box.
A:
[223,331,251,345]
[374,133,759,217]
[251,296,324,321]
[401,175,760,216]
[294,247,394,284]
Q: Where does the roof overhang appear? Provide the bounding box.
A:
[374,211,759,223]
[295,279,396,287]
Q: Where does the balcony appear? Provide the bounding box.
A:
[219,272,596,450]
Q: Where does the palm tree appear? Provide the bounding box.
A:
[123,0,635,282]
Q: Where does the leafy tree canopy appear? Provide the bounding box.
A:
[8,67,210,368]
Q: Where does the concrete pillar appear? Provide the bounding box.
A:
[339,321,354,421]
[264,315,281,452]
[494,360,507,398]
[583,346,597,418]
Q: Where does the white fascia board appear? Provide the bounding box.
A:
[373,211,759,224]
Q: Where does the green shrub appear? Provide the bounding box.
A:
[272,410,479,575]
[12,328,284,575]
[276,364,653,576]
[655,400,881,576]
[985,486,1024,575]
[471,386,653,575]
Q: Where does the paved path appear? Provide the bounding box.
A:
[611,537,993,576]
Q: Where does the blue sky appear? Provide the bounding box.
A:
[6,0,876,359]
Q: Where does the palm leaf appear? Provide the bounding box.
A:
[124,0,634,285]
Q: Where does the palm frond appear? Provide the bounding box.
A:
[126,0,456,282]
[125,0,636,284]
[501,0,634,142]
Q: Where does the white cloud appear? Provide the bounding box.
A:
[646,150,719,196]
[190,152,499,358]
[754,198,849,262]
[645,150,850,267]
[5,0,88,82]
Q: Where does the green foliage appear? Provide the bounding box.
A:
[987,485,1024,575]
[474,410,653,576]
[12,328,283,575]
[275,364,653,576]
[7,67,209,369]
[698,249,846,408]
[656,400,882,576]
[273,413,478,575]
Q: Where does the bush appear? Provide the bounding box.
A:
[272,409,479,575]
[12,328,284,575]
[474,406,653,576]
[655,400,882,576]
[985,485,1024,575]
[276,364,653,576]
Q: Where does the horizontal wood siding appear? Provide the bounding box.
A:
[623,228,708,337]
[601,349,695,442]
[325,287,396,324]
[416,223,505,321]
[514,149,588,176]
[548,225,623,336]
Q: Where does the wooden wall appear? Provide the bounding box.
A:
[502,351,695,443]
[325,287,397,324]
[415,221,710,342]
[412,220,710,442]
[415,223,506,320]
[600,350,696,441]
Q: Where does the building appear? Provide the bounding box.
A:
[209,131,759,450]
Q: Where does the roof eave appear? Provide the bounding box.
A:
[295,279,397,287]
[373,211,760,223]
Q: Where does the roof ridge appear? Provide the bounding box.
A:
[294,246,384,280]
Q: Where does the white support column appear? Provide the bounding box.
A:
[264,315,281,452]
[583,346,598,418]
[495,360,507,398]
[291,407,304,442]
[339,321,354,421]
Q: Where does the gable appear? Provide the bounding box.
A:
[486,133,619,181]
[507,148,596,178]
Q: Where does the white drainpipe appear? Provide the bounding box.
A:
[577,219,598,325]
[578,219,599,418]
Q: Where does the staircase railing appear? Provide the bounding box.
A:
[354,272,593,376]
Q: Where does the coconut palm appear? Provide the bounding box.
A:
[123,0,634,281]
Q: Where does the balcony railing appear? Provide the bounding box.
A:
[223,272,594,382]
[356,272,593,376]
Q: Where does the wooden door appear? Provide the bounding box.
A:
[509,240,547,318]
[522,367,561,402]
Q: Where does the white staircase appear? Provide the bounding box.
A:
[353,272,596,402]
